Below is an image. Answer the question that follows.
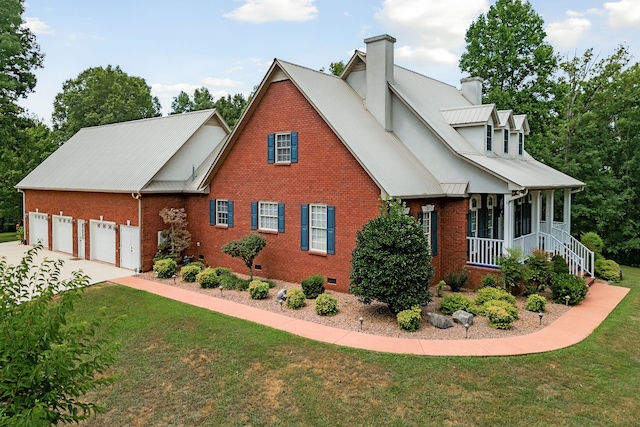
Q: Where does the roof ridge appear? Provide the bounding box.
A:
[79,108,216,131]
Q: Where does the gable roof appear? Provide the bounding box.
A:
[18,110,229,194]
[441,104,499,127]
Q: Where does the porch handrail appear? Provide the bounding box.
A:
[539,232,584,276]
[467,237,503,267]
[549,228,594,276]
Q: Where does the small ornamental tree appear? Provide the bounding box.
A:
[0,246,121,425]
[221,233,266,280]
[158,207,192,260]
[349,199,434,314]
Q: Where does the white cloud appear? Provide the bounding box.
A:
[224,0,318,23]
[604,0,640,29]
[22,17,54,34]
[546,16,592,49]
[150,83,201,96]
[200,77,243,88]
[375,0,489,65]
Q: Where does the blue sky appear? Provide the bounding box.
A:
[20,0,640,125]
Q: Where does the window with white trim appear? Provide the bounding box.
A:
[487,195,496,239]
[310,204,327,252]
[469,195,481,237]
[486,124,493,151]
[503,129,509,154]
[276,133,291,163]
[216,200,229,225]
[259,202,279,231]
[422,211,432,247]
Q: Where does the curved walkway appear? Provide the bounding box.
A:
[111,276,629,356]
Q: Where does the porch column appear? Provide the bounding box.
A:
[563,189,572,233]
[545,190,554,234]
[531,190,541,235]
[503,196,513,252]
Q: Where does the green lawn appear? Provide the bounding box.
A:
[74,268,640,427]
[0,232,18,243]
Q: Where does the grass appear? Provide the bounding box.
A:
[0,232,18,243]
[72,268,640,426]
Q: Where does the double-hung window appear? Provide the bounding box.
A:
[276,133,291,163]
[518,132,524,155]
[422,211,432,248]
[268,132,298,163]
[486,124,493,151]
[259,202,279,231]
[503,129,509,154]
[310,205,327,252]
[209,199,234,227]
[418,205,438,256]
[300,204,335,254]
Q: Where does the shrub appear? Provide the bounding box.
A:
[525,294,547,312]
[262,279,277,288]
[397,306,422,332]
[550,273,588,305]
[436,280,446,297]
[439,293,477,315]
[475,287,517,308]
[479,299,519,320]
[525,249,552,293]
[497,247,526,292]
[248,280,270,300]
[315,294,338,316]
[444,267,469,292]
[349,199,433,314]
[301,274,326,299]
[189,261,206,271]
[235,278,251,291]
[595,258,621,282]
[486,306,515,330]
[180,264,201,283]
[551,255,570,276]
[286,288,306,309]
[581,231,604,255]
[481,274,499,288]
[221,233,266,280]
[196,267,232,289]
[153,259,177,279]
[219,273,242,290]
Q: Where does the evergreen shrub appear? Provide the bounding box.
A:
[439,293,477,315]
[248,280,270,300]
[397,306,422,332]
[315,294,338,316]
[302,274,326,299]
[153,259,177,279]
[286,288,306,309]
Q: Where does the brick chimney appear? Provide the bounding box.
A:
[365,34,396,131]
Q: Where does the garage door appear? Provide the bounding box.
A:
[90,220,116,264]
[52,215,73,254]
[28,212,49,247]
[119,225,140,271]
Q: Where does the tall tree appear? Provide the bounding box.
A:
[459,0,558,158]
[0,0,45,227]
[170,88,249,129]
[170,91,193,114]
[52,65,161,142]
[214,93,249,128]
[192,87,216,110]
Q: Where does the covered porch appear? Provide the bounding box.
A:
[466,188,594,276]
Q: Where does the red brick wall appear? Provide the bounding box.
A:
[186,79,381,292]
[23,190,139,264]
[140,194,187,271]
[467,265,501,289]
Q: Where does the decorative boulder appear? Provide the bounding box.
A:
[452,310,474,326]
[426,312,453,329]
[275,288,287,303]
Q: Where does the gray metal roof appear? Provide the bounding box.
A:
[18,110,227,193]
[497,110,516,129]
[441,104,498,127]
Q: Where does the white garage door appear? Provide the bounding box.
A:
[90,220,116,264]
[52,215,73,254]
[119,225,140,271]
[29,212,49,247]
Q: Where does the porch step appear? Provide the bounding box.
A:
[585,276,596,287]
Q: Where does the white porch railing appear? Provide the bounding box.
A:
[549,226,594,277]
[467,237,503,266]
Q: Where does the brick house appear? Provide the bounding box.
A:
[17,110,230,271]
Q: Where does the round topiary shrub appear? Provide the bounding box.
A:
[550,274,588,305]
[525,294,547,312]
[301,274,326,299]
[397,306,422,332]
[153,259,177,279]
[486,306,515,330]
[595,258,621,282]
[196,268,218,289]
[479,299,519,320]
[475,287,517,307]
[439,293,477,315]
[180,264,202,283]
[285,288,306,309]
[315,294,338,316]
[248,280,270,300]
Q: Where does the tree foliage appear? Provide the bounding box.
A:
[52,65,161,142]
[0,247,121,425]
[459,0,558,157]
[169,87,249,128]
[221,233,266,280]
[158,208,192,260]
[349,199,433,314]
[321,61,345,76]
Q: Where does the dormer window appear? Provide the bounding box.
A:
[486,124,493,151]
[503,129,509,154]
[518,132,524,155]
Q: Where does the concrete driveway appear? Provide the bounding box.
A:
[0,241,135,285]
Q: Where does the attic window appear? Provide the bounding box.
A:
[503,129,509,154]
[486,124,493,151]
[518,132,524,155]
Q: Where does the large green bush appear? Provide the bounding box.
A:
[301,274,325,299]
[349,199,434,314]
[475,287,517,307]
[397,306,422,332]
[595,258,621,282]
[581,232,604,255]
[153,258,177,279]
[315,294,338,316]
[439,293,477,315]
[286,288,306,309]
[248,280,270,300]
[180,264,202,283]
[496,247,526,292]
[551,255,570,276]
[525,249,552,293]
[550,274,588,305]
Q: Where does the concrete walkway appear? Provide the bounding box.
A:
[110,275,630,356]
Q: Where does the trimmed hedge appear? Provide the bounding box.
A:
[248,280,270,300]
[180,264,202,283]
[285,288,306,309]
[550,274,588,305]
[486,306,515,330]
